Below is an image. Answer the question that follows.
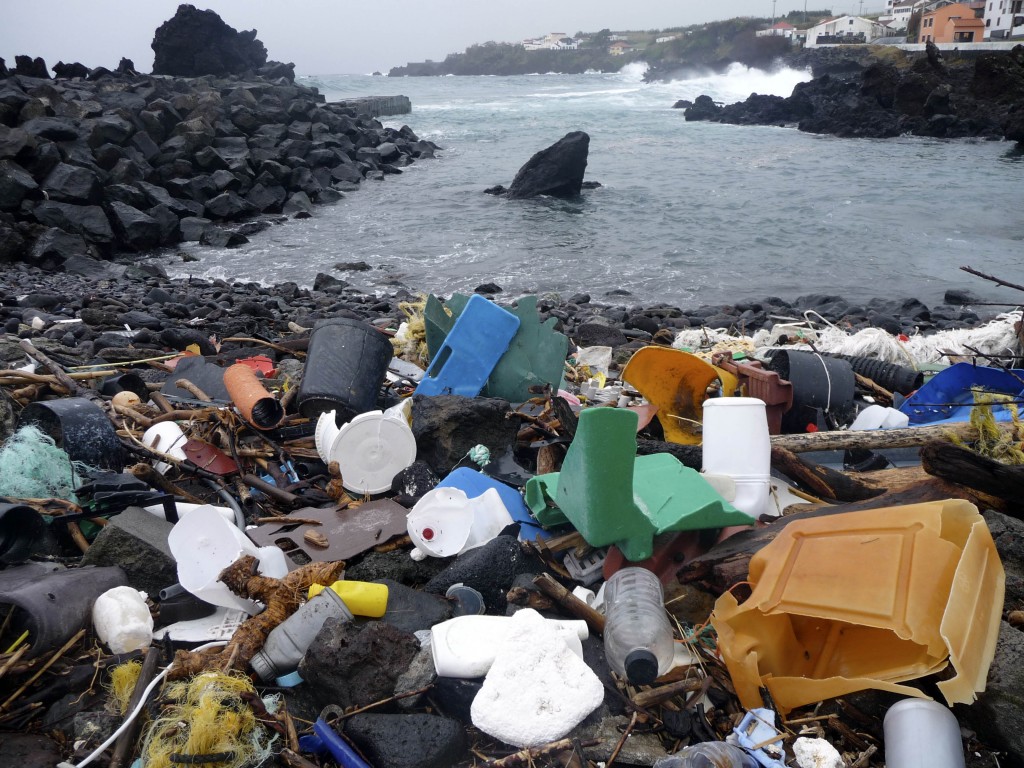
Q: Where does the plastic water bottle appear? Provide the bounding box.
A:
[883,699,966,768]
[602,567,675,685]
[654,742,759,768]
[250,588,353,682]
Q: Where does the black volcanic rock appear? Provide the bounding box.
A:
[685,45,1024,143]
[506,131,590,199]
[151,4,269,77]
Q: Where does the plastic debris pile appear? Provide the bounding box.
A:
[0,288,1022,768]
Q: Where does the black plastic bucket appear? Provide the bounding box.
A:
[18,397,124,471]
[766,350,856,433]
[831,354,924,395]
[0,504,48,565]
[99,372,150,401]
[296,318,394,423]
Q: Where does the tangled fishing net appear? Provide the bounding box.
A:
[141,671,277,768]
[0,425,87,500]
[674,311,1023,368]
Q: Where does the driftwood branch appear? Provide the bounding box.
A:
[770,420,1016,453]
[921,442,1024,517]
[533,573,606,635]
[961,265,1024,294]
[770,446,883,502]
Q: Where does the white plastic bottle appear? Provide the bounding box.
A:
[250,588,353,681]
[602,567,675,685]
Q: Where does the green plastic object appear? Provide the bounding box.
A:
[424,294,569,402]
[526,408,755,561]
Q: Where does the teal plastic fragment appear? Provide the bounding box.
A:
[415,294,521,398]
[525,472,566,527]
[531,408,755,561]
[424,293,470,363]
[482,295,569,402]
[424,294,569,402]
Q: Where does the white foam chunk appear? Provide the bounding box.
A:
[793,736,845,768]
[92,586,153,654]
[470,608,604,748]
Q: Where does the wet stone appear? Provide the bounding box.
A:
[424,535,542,613]
[298,618,420,710]
[344,713,468,768]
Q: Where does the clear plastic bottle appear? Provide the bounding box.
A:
[653,742,759,768]
[602,567,675,685]
[250,588,353,682]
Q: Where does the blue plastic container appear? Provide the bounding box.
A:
[415,295,520,398]
[898,362,1024,426]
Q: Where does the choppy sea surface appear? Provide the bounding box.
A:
[170,64,1024,308]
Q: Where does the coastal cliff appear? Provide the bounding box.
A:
[683,43,1024,143]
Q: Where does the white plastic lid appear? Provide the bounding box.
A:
[314,410,341,462]
[327,410,417,495]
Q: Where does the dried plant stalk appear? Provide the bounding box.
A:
[169,555,344,679]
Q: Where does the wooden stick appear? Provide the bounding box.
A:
[108,647,162,768]
[532,573,606,635]
[173,378,211,402]
[607,711,638,768]
[770,420,1016,453]
[961,266,1024,294]
[0,644,30,682]
[67,522,90,553]
[18,340,94,400]
[853,372,893,406]
[631,678,705,709]
[340,686,433,718]
[483,738,598,768]
[279,748,324,768]
[241,474,299,506]
[770,446,882,502]
[252,517,322,526]
[1,629,85,711]
[129,463,207,505]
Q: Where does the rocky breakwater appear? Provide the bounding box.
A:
[683,42,1024,142]
[0,64,432,275]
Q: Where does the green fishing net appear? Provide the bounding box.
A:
[0,425,85,501]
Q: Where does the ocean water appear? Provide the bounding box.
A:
[170,64,1024,308]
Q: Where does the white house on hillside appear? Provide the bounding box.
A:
[984,0,1024,38]
[756,21,798,37]
[523,32,579,50]
[805,15,889,45]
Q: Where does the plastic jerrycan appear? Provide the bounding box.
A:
[250,588,354,681]
[415,294,521,397]
[602,567,675,685]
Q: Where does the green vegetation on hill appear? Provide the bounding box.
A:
[387,12,836,78]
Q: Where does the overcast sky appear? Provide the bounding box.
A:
[1,1,884,76]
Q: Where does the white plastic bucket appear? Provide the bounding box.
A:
[702,397,771,477]
[168,507,288,615]
[407,487,513,559]
[142,421,188,474]
[324,409,417,495]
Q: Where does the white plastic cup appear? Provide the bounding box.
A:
[168,507,288,615]
[142,421,188,474]
[883,699,965,768]
[702,397,771,477]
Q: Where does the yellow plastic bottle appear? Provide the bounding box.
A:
[308,580,388,617]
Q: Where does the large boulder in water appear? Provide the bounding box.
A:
[151,4,268,77]
[506,131,589,199]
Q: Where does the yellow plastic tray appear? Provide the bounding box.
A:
[712,499,1004,713]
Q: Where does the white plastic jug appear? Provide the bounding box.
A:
[430,610,589,678]
[702,398,771,519]
[168,507,288,615]
[407,487,514,559]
